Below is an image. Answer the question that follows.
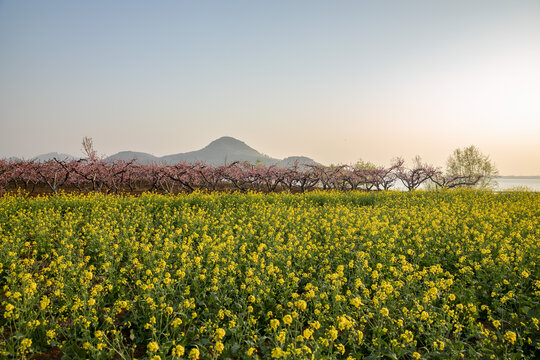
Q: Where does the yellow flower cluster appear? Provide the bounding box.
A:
[0,190,538,359]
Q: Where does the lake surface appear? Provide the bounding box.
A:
[495,177,540,191]
[392,177,540,191]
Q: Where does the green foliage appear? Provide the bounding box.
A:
[354,159,377,171]
[446,146,499,188]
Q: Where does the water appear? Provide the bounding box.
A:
[391,177,540,191]
[495,177,540,191]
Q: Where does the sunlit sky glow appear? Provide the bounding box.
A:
[1,0,539,175]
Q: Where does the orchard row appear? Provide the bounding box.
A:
[0,158,483,194]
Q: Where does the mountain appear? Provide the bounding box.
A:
[105,151,160,165]
[278,156,320,169]
[159,136,280,166]
[104,136,317,167]
[32,152,78,162]
[6,137,319,167]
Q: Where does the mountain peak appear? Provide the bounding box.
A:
[205,136,252,150]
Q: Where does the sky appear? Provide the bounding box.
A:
[1,1,539,175]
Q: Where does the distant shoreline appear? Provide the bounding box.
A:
[497,175,540,179]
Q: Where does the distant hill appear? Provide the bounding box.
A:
[278,156,320,169]
[159,136,280,166]
[4,137,320,168]
[105,151,160,165]
[103,136,319,167]
[32,152,78,162]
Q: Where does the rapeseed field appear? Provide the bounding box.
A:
[0,190,538,359]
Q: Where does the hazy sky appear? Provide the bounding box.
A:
[1,1,539,175]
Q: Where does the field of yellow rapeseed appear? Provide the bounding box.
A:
[0,190,538,359]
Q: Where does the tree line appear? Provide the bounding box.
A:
[0,140,497,194]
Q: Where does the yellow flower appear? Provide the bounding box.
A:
[412,352,421,359]
[350,297,363,308]
[271,347,284,358]
[270,319,280,331]
[328,327,338,341]
[188,347,200,360]
[40,295,50,310]
[276,330,287,344]
[401,330,414,343]
[19,338,32,352]
[172,344,185,357]
[283,314,293,325]
[171,318,183,327]
[147,341,159,353]
[504,331,517,344]
[380,307,389,317]
[214,328,226,340]
[338,315,353,330]
[295,299,307,311]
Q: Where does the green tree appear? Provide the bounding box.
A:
[354,159,377,170]
[446,145,498,188]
